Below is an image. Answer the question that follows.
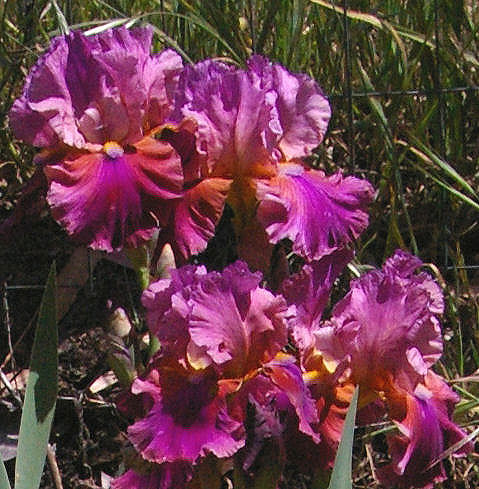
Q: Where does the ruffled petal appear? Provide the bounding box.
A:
[187,261,288,376]
[128,368,244,464]
[256,164,374,260]
[173,60,280,177]
[377,374,472,489]
[111,462,192,489]
[282,248,353,353]
[248,56,331,160]
[142,265,207,357]
[45,137,183,251]
[143,49,183,128]
[9,35,85,148]
[168,177,231,258]
[10,27,182,149]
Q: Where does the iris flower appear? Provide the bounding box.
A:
[165,57,374,264]
[124,262,288,465]
[311,250,472,487]
[116,261,327,486]
[10,26,184,251]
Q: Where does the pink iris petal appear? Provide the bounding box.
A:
[144,50,184,129]
[111,463,192,489]
[248,56,331,160]
[378,373,471,489]
[88,27,182,140]
[45,137,183,251]
[10,35,84,148]
[264,355,320,443]
[256,164,374,261]
[172,60,281,176]
[281,248,353,353]
[316,250,443,391]
[128,368,244,464]
[174,56,332,175]
[422,371,474,456]
[143,262,288,374]
[384,249,444,315]
[10,27,183,148]
[187,261,288,376]
[142,265,207,356]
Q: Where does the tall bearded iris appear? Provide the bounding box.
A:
[164,57,374,263]
[125,262,288,466]
[311,250,472,487]
[10,26,184,251]
[115,262,324,486]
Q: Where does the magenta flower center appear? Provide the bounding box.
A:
[103,141,124,159]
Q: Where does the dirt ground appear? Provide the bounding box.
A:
[0,213,141,488]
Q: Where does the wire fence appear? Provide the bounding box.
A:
[326,0,478,274]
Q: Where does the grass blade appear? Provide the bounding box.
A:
[310,0,435,49]
[15,264,58,489]
[406,137,477,198]
[0,458,11,489]
[408,161,479,212]
[50,0,70,35]
[327,386,359,489]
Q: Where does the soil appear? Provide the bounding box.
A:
[0,215,141,488]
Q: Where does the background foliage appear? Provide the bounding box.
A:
[0,1,478,487]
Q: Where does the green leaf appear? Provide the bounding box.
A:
[0,458,11,489]
[15,264,58,489]
[327,386,359,489]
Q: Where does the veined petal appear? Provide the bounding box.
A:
[256,164,374,260]
[45,137,183,251]
[282,249,353,354]
[377,373,472,489]
[128,367,244,464]
[248,56,331,160]
[144,49,184,130]
[172,60,280,177]
[188,261,288,376]
[10,35,84,148]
